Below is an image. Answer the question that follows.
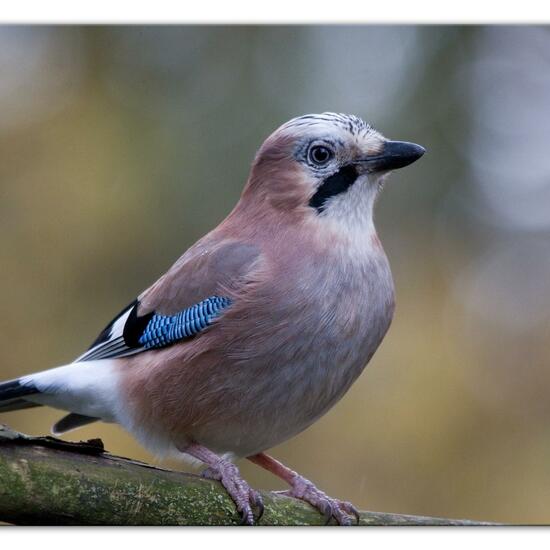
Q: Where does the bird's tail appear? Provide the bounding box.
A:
[0,360,118,434]
[0,378,42,412]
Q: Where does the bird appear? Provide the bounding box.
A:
[0,113,424,525]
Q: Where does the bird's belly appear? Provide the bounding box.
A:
[191,356,372,458]
[190,306,392,457]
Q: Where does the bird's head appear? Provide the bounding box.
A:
[244,113,425,235]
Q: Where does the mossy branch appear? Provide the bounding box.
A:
[0,425,492,526]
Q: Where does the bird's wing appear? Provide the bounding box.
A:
[75,239,262,362]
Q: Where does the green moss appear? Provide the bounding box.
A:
[0,432,492,526]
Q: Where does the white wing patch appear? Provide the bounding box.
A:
[75,302,143,362]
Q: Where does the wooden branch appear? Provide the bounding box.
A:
[0,425,493,526]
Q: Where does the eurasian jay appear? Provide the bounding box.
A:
[0,113,424,525]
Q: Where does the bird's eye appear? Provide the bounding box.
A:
[308,145,333,166]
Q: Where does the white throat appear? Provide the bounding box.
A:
[318,175,380,244]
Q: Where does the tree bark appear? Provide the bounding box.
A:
[0,425,493,526]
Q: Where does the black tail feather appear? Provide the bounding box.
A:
[0,378,40,413]
[0,379,38,401]
[0,399,42,413]
[52,413,98,434]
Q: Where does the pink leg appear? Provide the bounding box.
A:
[181,442,264,525]
[248,453,360,525]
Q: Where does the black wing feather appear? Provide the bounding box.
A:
[76,300,150,362]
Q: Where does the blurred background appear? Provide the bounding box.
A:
[1,25,550,524]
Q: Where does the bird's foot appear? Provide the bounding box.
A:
[275,475,360,525]
[202,463,264,525]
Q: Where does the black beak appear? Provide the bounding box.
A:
[356,140,425,172]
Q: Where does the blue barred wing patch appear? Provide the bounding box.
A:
[138,295,232,350]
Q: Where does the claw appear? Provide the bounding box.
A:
[239,509,253,525]
[348,503,361,525]
[322,501,333,525]
[336,512,353,526]
[252,492,265,522]
[282,477,358,526]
